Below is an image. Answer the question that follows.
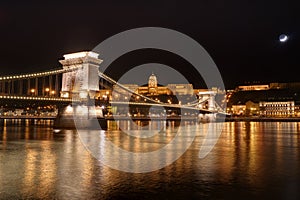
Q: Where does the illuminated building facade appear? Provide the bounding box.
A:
[110,73,196,101]
[237,85,269,91]
[229,101,259,116]
[230,105,246,115]
[259,101,295,117]
[167,84,194,95]
[227,82,300,117]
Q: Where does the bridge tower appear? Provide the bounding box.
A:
[198,90,217,122]
[198,90,216,111]
[54,51,106,129]
[59,51,102,99]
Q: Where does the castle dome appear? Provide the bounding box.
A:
[148,73,157,88]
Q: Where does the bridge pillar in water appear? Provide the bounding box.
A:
[54,104,107,129]
[54,51,107,129]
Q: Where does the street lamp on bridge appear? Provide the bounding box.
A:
[30,89,35,96]
[45,88,50,96]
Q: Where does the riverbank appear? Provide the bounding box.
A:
[225,116,300,122]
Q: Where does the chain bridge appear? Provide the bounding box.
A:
[0,51,227,128]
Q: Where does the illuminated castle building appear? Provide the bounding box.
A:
[109,73,195,101]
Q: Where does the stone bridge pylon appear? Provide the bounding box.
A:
[54,51,107,129]
[59,51,102,100]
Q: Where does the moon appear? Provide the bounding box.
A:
[279,34,288,42]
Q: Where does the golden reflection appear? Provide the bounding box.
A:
[24,126,30,140]
[22,143,39,195]
[276,122,283,170]
[216,122,262,186]
[55,130,98,198]
[212,122,233,182]
[36,141,56,197]
[2,125,7,148]
[84,120,197,173]
[2,119,300,199]
[81,149,95,193]
[215,121,300,188]
[106,120,176,152]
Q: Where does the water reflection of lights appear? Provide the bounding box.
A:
[22,144,38,195]
[1,121,300,198]
[65,105,73,113]
[78,122,206,173]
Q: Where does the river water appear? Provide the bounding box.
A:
[0,120,300,199]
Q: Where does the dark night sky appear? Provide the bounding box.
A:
[0,0,299,89]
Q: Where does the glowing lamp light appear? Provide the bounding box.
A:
[53,129,61,133]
